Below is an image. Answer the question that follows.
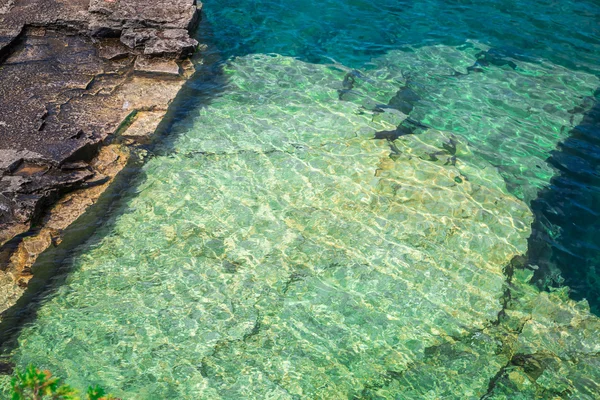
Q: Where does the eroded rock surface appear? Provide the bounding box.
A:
[0,0,199,57]
[0,0,201,310]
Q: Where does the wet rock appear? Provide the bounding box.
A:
[387,85,420,115]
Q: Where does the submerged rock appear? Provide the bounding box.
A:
[0,54,549,398]
[1,42,599,400]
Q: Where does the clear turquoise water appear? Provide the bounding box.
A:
[2,0,600,398]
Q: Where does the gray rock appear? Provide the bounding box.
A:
[0,0,200,58]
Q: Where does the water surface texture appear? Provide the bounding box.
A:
[3,0,600,398]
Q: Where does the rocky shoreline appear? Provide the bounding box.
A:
[0,0,202,313]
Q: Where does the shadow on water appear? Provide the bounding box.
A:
[0,10,230,361]
[528,89,600,315]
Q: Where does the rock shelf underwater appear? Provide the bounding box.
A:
[1,0,600,398]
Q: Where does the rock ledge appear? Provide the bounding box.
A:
[0,0,202,311]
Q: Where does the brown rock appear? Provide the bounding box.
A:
[122,111,168,143]
[1,0,201,58]
[134,56,181,76]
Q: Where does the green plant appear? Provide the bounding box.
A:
[10,366,117,400]
[85,385,117,400]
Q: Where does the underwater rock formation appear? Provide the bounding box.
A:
[528,91,600,314]
[0,14,598,397]
[5,53,597,399]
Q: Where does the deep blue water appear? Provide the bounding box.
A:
[529,90,600,313]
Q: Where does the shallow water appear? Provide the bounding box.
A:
[2,0,600,398]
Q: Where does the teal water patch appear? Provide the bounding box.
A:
[202,0,600,74]
[194,0,600,311]
[3,52,600,398]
